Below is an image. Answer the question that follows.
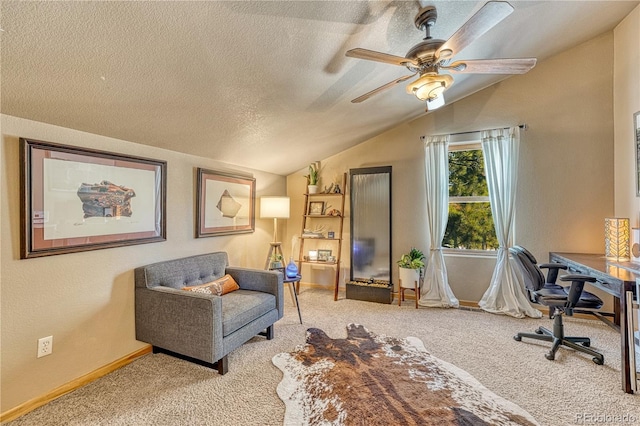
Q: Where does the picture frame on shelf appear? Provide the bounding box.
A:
[308,201,324,216]
[318,249,332,262]
[196,168,256,237]
[20,138,167,259]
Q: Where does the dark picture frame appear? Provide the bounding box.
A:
[308,201,324,216]
[20,138,167,259]
[196,168,255,237]
[318,249,332,261]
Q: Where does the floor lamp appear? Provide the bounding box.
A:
[260,196,290,270]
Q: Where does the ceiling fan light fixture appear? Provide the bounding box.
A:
[426,95,446,111]
[406,73,453,101]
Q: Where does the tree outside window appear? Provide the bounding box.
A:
[443,147,498,250]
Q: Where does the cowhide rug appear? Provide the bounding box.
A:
[273,324,538,426]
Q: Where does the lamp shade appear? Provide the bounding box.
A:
[604,217,630,261]
[260,196,290,219]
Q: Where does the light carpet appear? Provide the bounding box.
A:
[5,288,638,426]
[273,324,539,425]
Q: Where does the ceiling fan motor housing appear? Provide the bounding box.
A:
[405,39,445,66]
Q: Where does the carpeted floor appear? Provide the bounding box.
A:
[6,287,639,426]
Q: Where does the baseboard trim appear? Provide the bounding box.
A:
[301,284,602,321]
[0,345,152,423]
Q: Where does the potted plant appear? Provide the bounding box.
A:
[270,253,283,269]
[397,248,425,289]
[305,163,319,194]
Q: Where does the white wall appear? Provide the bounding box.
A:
[614,4,640,226]
[287,31,616,304]
[0,115,286,412]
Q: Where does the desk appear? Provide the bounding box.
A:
[549,252,639,394]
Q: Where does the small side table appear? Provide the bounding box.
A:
[283,274,302,324]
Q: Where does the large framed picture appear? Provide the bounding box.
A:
[196,168,255,237]
[20,138,167,259]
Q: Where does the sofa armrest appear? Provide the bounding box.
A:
[135,286,224,363]
[226,267,284,318]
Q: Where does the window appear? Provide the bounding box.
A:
[443,142,498,251]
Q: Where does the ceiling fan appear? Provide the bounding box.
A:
[345,1,537,111]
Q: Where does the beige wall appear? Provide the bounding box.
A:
[614,4,640,226]
[287,31,616,303]
[0,115,286,412]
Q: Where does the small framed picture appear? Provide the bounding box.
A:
[318,249,332,261]
[308,201,324,216]
[308,250,318,261]
[328,231,335,239]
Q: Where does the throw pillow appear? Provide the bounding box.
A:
[182,274,240,296]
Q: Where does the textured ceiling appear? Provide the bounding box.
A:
[1,1,638,175]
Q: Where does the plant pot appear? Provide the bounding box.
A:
[307,185,318,194]
[398,267,420,289]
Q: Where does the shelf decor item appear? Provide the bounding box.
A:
[305,162,320,194]
[308,201,324,215]
[318,249,332,261]
[196,168,255,238]
[20,138,167,259]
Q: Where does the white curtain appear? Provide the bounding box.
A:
[419,135,459,308]
[478,127,541,318]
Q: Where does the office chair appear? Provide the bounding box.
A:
[510,246,605,365]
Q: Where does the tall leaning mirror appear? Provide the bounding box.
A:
[350,166,392,282]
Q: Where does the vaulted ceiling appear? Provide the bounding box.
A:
[1,1,638,175]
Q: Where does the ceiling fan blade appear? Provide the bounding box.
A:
[351,73,417,103]
[346,48,418,67]
[435,1,514,60]
[446,58,537,74]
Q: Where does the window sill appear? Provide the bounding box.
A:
[442,249,497,259]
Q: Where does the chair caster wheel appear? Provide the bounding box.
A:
[545,352,555,361]
[535,328,543,335]
[593,357,604,365]
[513,335,522,342]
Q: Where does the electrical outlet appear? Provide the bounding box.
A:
[37,336,53,358]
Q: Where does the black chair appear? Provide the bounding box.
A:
[510,246,605,365]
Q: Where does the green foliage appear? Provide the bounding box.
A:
[448,150,488,197]
[444,203,498,250]
[397,248,425,269]
[306,164,319,185]
[444,149,498,250]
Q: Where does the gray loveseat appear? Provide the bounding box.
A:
[134,252,283,374]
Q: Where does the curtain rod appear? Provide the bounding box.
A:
[420,124,527,140]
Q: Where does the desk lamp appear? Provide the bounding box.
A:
[604,217,630,262]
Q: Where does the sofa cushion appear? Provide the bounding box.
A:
[182,274,239,296]
[139,252,228,289]
[222,290,276,337]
